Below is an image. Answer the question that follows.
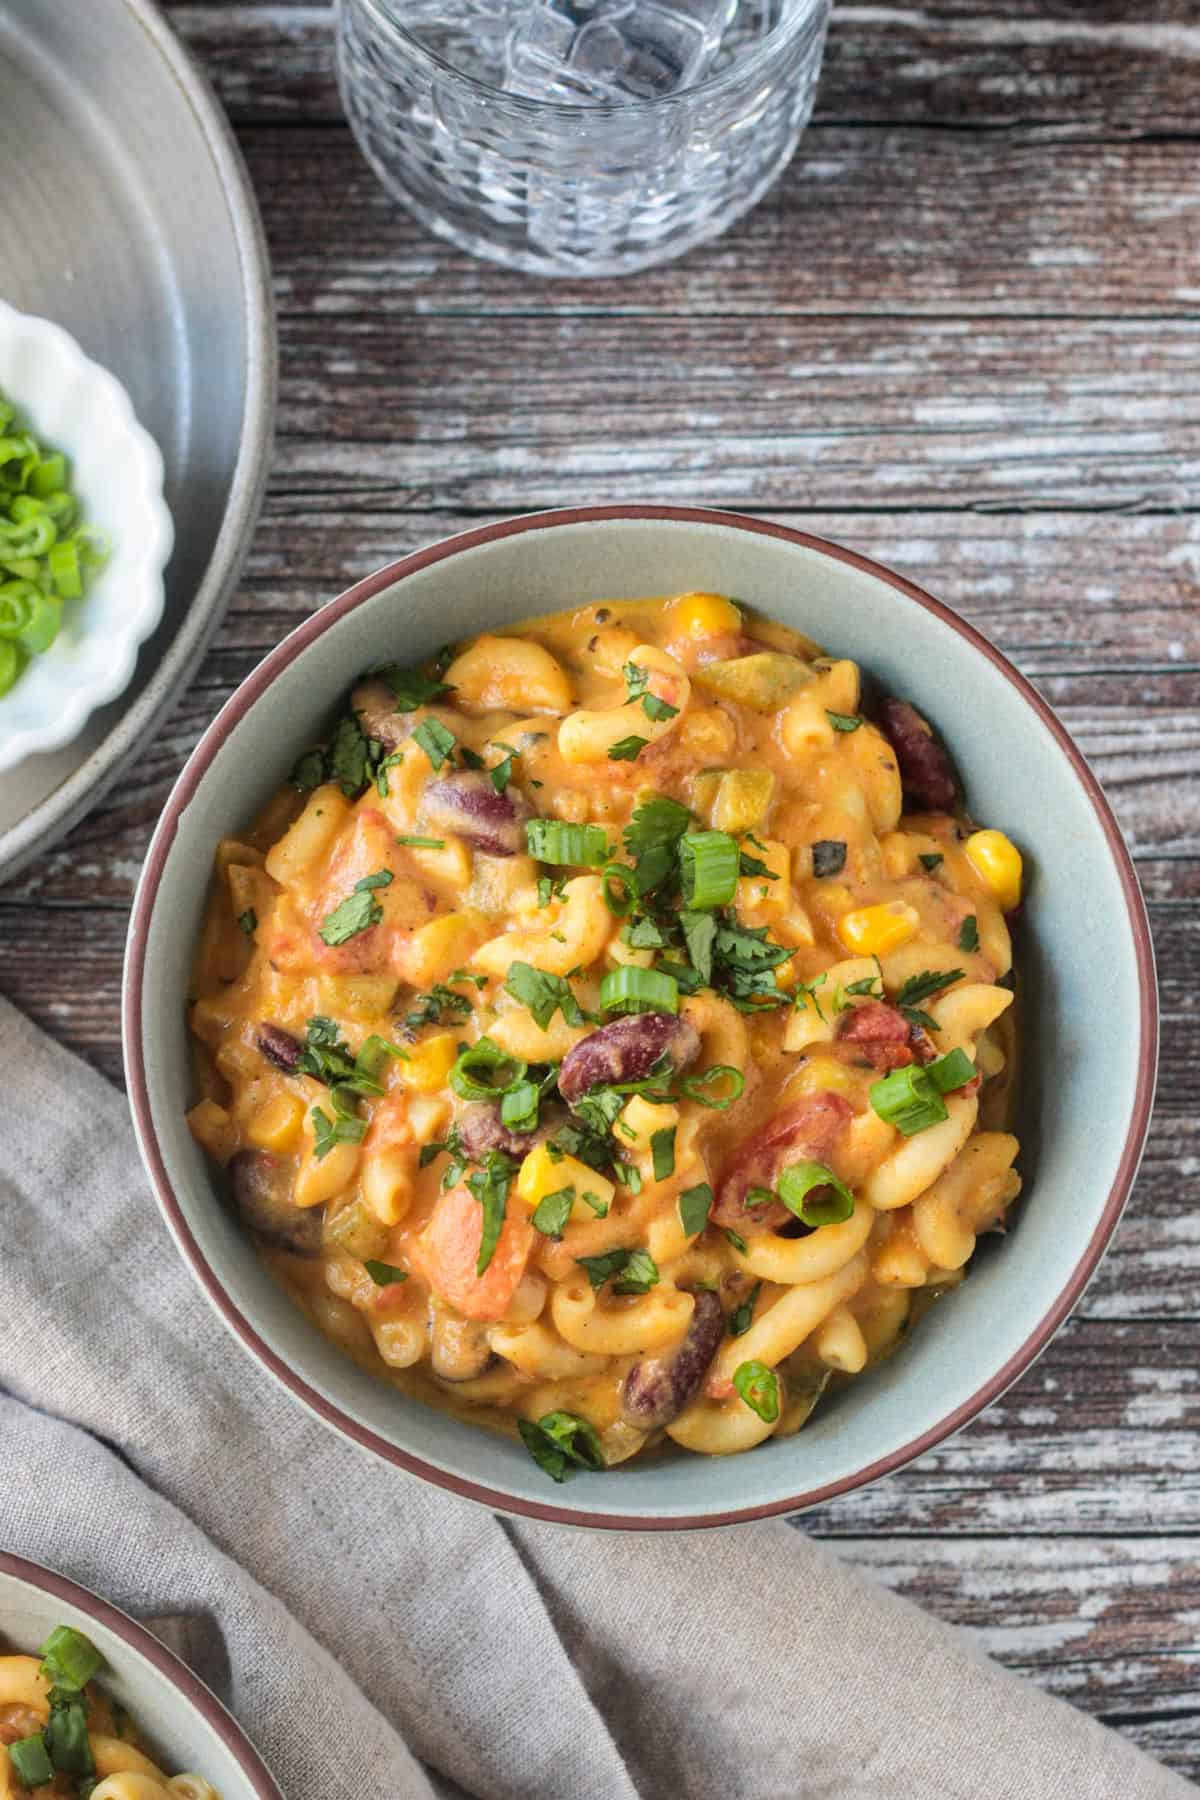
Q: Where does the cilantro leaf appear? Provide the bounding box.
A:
[466,1151,515,1275]
[504,960,589,1031]
[623,794,692,895]
[959,915,980,952]
[378,664,453,710]
[413,716,457,770]
[895,968,964,1009]
[679,909,716,987]
[608,735,649,762]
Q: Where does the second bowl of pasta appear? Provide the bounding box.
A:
[0,1554,280,1800]
[124,506,1156,1527]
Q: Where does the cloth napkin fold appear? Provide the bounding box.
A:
[0,996,1191,1800]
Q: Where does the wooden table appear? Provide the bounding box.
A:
[4,0,1196,1776]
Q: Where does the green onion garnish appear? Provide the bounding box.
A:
[869,1064,949,1136]
[927,1047,976,1093]
[776,1160,855,1228]
[449,1036,528,1102]
[0,395,106,695]
[601,862,636,916]
[679,830,739,909]
[599,966,679,1016]
[728,1281,761,1337]
[678,1064,744,1110]
[525,820,611,867]
[9,1734,53,1787]
[395,834,446,850]
[733,1359,780,1422]
[42,1695,93,1776]
[38,1625,104,1693]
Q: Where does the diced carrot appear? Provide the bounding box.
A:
[412,1182,533,1323]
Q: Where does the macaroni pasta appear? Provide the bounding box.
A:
[187,593,1023,1476]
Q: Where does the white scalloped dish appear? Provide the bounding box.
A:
[0,302,173,774]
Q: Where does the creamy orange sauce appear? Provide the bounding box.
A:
[187,593,1023,1470]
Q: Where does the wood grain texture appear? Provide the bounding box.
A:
[2,0,1196,1777]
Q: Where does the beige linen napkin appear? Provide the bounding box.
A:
[0,996,1191,1800]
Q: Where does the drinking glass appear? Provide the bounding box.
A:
[336,0,832,278]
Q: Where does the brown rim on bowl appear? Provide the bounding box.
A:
[123,505,1158,1530]
[0,1551,283,1798]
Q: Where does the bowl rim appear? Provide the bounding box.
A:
[123,503,1159,1530]
[0,1550,283,1799]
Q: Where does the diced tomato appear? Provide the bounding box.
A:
[838,1001,915,1072]
[713,1092,853,1231]
[706,1374,735,1401]
[411,1182,533,1323]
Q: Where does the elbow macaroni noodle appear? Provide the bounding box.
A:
[187,593,1024,1471]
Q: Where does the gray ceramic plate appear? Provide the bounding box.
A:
[0,0,275,881]
[0,1553,282,1798]
[125,508,1158,1529]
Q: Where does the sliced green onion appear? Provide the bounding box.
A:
[927,1047,976,1093]
[449,1035,527,1102]
[599,966,679,1016]
[869,1064,949,1137]
[0,509,56,557]
[42,1695,93,1776]
[601,862,636,916]
[0,579,35,638]
[29,452,65,497]
[9,1734,53,1787]
[0,638,25,695]
[17,589,62,655]
[678,1064,744,1110]
[679,830,739,909]
[38,1625,104,1691]
[525,820,610,867]
[776,1159,855,1228]
[733,1359,780,1423]
[395,834,445,849]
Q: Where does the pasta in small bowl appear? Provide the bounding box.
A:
[125,506,1156,1528]
[0,1557,280,1800]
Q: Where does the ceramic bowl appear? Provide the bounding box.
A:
[0,301,173,773]
[0,1552,281,1797]
[124,506,1157,1528]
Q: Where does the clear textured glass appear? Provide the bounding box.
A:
[335,0,832,277]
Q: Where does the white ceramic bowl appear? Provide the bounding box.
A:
[0,301,173,773]
[0,1553,281,1798]
[125,507,1157,1528]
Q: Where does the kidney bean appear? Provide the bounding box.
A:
[352,678,412,751]
[256,1022,304,1073]
[228,1149,321,1255]
[620,1289,725,1430]
[876,698,958,812]
[421,770,529,856]
[455,1101,565,1162]
[712,1092,853,1231]
[558,1012,702,1107]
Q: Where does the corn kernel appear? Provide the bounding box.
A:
[837,901,920,957]
[965,829,1023,912]
[619,1094,680,1145]
[668,591,742,639]
[515,1144,615,1218]
[399,1032,458,1094]
[245,1091,306,1152]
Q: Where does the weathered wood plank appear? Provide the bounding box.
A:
[822,1530,1200,1774]
[166,2,1200,137]
[233,124,1200,317]
[263,311,1200,511]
